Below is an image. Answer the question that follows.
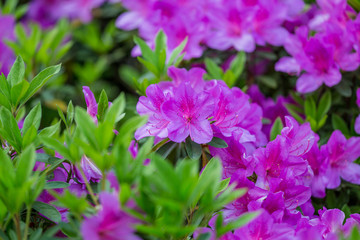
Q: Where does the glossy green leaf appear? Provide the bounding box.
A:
[270,117,284,141]
[7,56,25,88]
[208,137,228,148]
[32,201,61,223]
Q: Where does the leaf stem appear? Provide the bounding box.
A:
[13,214,21,240]
[23,206,32,240]
[77,164,99,205]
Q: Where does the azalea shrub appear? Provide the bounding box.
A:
[0,0,360,240]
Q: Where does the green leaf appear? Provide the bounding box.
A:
[44,181,70,190]
[23,103,42,135]
[137,57,159,76]
[185,137,202,160]
[223,70,236,87]
[0,107,22,152]
[154,30,167,61]
[217,211,260,237]
[257,76,277,89]
[57,105,67,127]
[270,117,284,141]
[305,96,316,119]
[32,201,61,223]
[208,137,228,148]
[22,125,37,147]
[189,158,221,205]
[349,226,360,240]
[0,73,11,99]
[197,233,212,240]
[39,121,60,138]
[316,91,331,121]
[117,115,147,147]
[230,52,246,78]
[104,92,125,124]
[75,107,97,149]
[15,145,36,185]
[10,80,29,107]
[216,178,230,195]
[21,64,61,104]
[40,136,72,161]
[168,37,188,66]
[285,103,304,123]
[332,114,350,136]
[66,101,74,126]
[134,36,154,62]
[7,56,25,88]
[97,90,108,123]
[0,92,11,110]
[205,58,223,79]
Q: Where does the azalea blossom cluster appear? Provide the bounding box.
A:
[276,0,360,93]
[116,0,304,59]
[134,64,360,239]
[200,118,360,239]
[27,0,120,28]
[135,66,265,145]
[117,0,360,93]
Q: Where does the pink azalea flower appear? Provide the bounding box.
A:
[135,84,170,140]
[281,116,316,157]
[209,81,251,137]
[321,130,360,188]
[206,0,256,52]
[276,27,342,93]
[233,211,295,239]
[81,192,140,240]
[28,0,106,28]
[161,82,214,143]
[74,156,102,184]
[83,86,99,122]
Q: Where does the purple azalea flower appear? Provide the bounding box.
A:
[83,86,99,122]
[206,1,256,52]
[233,211,295,240]
[0,14,15,75]
[81,192,140,240]
[161,82,214,144]
[74,156,102,184]
[209,81,251,137]
[209,135,255,178]
[318,208,345,239]
[249,0,290,47]
[28,0,106,28]
[128,140,139,159]
[281,116,316,157]
[253,136,290,188]
[135,84,170,140]
[343,214,360,237]
[166,66,206,91]
[303,142,327,198]
[321,130,360,188]
[275,26,342,93]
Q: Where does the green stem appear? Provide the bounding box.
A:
[101,171,107,192]
[2,214,12,231]
[23,206,31,240]
[13,214,21,240]
[77,164,99,205]
[149,138,169,154]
